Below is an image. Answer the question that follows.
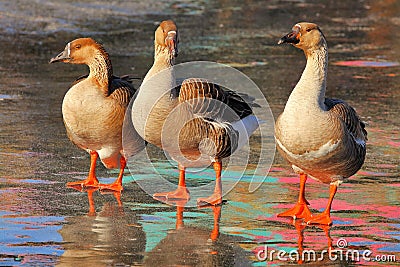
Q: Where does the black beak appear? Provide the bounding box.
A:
[278,30,300,45]
[49,46,70,63]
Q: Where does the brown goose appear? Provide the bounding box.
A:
[275,22,367,225]
[50,38,138,192]
[131,20,259,206]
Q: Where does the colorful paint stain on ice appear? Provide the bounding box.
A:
[0,94,19,100]
[333,60,400,67]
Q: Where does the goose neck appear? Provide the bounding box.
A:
[88,51,112,90]
[287,45,328,111]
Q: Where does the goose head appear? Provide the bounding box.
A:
[50,38,109,65]
[155,20,179,57]
[278,22,326,53]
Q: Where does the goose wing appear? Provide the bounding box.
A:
[72,74,137,106]
[108,75,137,107]
[175,78,259,160]
[325,98,367,148]
[177,78,254,122]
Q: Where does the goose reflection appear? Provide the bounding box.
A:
[144,202,251,266]
[293,220,332,264]
[57,188,146,266]
[280,221,357,265]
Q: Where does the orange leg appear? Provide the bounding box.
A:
[113,192,123,207]
[87,189,96,216]
[305,182,338,226]
[153,164,190,201]
[176,206,185,230]
[321,224,333,251]
[294,220,307,264]
[100,156,126,192]
[277,173,312,220]
[67,151,99,189]
[210,205,222,241]
[197,161,223,206]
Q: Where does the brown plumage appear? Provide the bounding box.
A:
[275,22,367,225]
[50,37,138,192]
[173,78,254,161]
[132,20,259,205]
[177,78,253,120]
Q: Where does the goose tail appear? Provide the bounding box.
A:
[231,115,259,151]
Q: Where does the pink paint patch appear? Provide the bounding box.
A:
[277,176,322,184]
[328,199,399,219]
[254,235,272,242]
[375,164,398,168]
[277,176,298,183]
[388,141,400,148]
[334,60,400,67]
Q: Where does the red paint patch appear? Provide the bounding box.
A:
[334,60,399,68]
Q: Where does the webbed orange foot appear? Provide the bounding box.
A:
[99,182,123,193]
[153,186,190,201]
[277,203,312,220]
[66,178,99,190]
[305,211,332,226]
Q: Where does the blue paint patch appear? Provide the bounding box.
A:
[0,212,65,263]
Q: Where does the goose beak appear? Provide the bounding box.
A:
[49,44,70,63]
[278,27,301,45]
[165,31,178,57]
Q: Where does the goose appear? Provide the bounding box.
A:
[50,38,139,192]
[275,22,367,225]
[131,20,259,206]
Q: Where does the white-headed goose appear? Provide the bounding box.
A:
[275,22,367,225]
[131,20,259,206]
[50,38,137,192]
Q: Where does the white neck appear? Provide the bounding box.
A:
[132,43,177,140]
[285,44,328,113]
[143,43,175,84]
